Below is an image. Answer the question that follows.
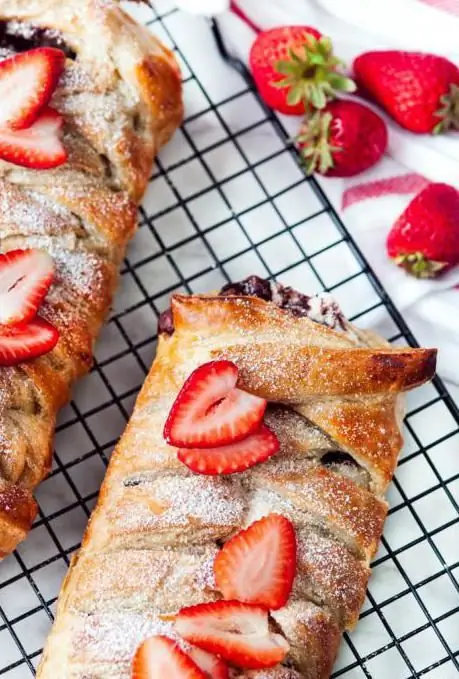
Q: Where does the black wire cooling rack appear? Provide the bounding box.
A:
[0,4,458,678]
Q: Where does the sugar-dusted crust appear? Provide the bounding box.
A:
[0,0,183,557]
[37,283,436,678]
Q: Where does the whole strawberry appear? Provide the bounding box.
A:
[297,99,387,177]
[249,26,355,115]
[387,183,459,278]
[354,51,459,134]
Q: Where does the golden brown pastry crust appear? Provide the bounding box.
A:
[0,0,183,557]
[37,289,436,679]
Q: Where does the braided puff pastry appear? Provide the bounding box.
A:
[37,277,436,679]
[0,0,183,557]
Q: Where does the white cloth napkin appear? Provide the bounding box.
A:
[175,0,459,386]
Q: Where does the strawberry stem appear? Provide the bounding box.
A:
[434,83,459,134]
[394,252,447,278]
[230,1,261,34]
[274,34,355,112]
[296,110,341,175]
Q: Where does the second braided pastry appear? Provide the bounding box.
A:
[0,0,183,556]
[37,276,436,679]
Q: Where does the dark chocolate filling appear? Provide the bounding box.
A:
[158,275,346,335]
[0,20,76,59]
[321,451,359,468]
[158,307,175,336]
[220,275,273,303]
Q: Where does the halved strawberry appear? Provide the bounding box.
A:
[214,514,296,610]
[175,601,289,670]
[0,318,59,366]
[177,424,279,475]
[188,646,229,679]
[0,249,54,325]
[0,47,66,130]
[132,636,207,679]
[164,360,266,448]
[0,107,67,169]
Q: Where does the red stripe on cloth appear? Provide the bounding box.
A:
[342,173,429,210]
[230,1,261,33]
[417,0,459,16]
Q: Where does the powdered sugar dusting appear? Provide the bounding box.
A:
[73,547,219,615]
[244,487,297,526]
[231,670,302,679]
[0,183,80,238]
[59,63,94,93]
[194,551,217,591]
[58,91,130,156]
[71,612,180,663]
[0,47,15,61]
[52,248,108,300]
[305,293,344,329]
[5,20,60,41]
[112,475,245,539]
[0,418,13,466]
[272,599,330,642]
[264,405,334,458]
[16,238,109,301]
[295,530,369,625]
[251,458,386,557]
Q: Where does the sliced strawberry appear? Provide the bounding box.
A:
[0,249,54,325]
[0,107,67,169]
[0,318,59,366]
[188,646,229,679]
[178,424,279,475]
[175,601,289,670]
[164,360,266,448]
[214,514,296,610]
[132,636,207,679]
[0,47,65,130]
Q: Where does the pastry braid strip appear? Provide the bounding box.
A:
[37,281,436,679]
[0,0,183,556]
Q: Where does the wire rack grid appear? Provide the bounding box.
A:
[0,2,458,678]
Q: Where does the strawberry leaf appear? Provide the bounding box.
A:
[274,33,356,111]
[287,83,305,106]
[394,252,448,278]
[434,83,459,134]
[296,110,341,175]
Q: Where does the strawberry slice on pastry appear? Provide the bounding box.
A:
[175,601,289,670]
[164,360,267,448]
[214,514,296,610]
[0,47,65,130]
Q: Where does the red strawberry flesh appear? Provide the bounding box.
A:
[0,317,59,366]
[0,249,54,325]
[132,636,207,679]
[0,106,67,169]
[175,601,289,670]
[164,360,267,448]
[0,47,66,130]
[214,513,296,609]
[177,424,279,475]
